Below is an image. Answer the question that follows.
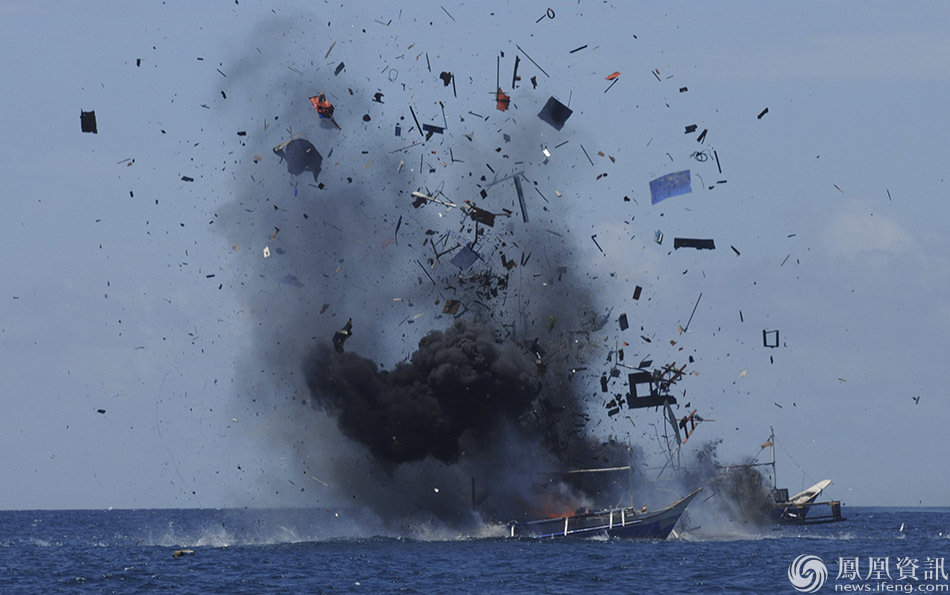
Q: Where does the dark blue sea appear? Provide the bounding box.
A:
[1,507,947,593]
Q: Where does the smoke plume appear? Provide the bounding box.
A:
[213,8,734,534]
[305,319,541,465]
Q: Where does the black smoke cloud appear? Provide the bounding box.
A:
[214,10,667,531]
[305,319,541,465]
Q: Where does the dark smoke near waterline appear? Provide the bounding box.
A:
[305,319,541,465]
[303,317,644,523]
[678,441,774,528]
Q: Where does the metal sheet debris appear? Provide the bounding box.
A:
[538,97,572,130]
[673,238,715,250]
[80,110,97,134]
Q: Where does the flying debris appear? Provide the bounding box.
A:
[673,238,715,250]
[451,245,480,270]
[80,110,97,134]
[677,410,712,443]
[537,96,573,130]
[495,88,511,111]
[332,318,353,353]
[273,138,323,182]
[649,170,692,204]
[310,93,335,118]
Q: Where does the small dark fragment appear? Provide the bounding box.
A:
[333,318,353,353]
[513,177,528,223]
[468,205,495,227]
[684,124,697,134]
[443,299,461,315]
[181,176,194,182]
[334,62,345,75]
[439,71,453,86]
[757,107,769,119]
[618,313,629,331]
[600,376,609,392]
[763,329,780,348]
[673,238,715,250]
[696,128,708,143]
[81,111,98,133]
[97,409,106,414]
[422,123,444,134]
[633,286,642,300]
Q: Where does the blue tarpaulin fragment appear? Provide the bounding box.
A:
[649,170,691,204]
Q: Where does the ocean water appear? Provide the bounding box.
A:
[1,507,947,593]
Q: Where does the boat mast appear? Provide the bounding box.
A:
[769,426,777,490]
[628,445,635,508]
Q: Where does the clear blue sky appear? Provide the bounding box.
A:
[1,1,948,510]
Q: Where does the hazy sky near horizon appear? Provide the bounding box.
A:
[2,1,949,510]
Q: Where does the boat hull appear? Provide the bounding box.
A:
[773,499,845,525]
[508,489,700,540]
